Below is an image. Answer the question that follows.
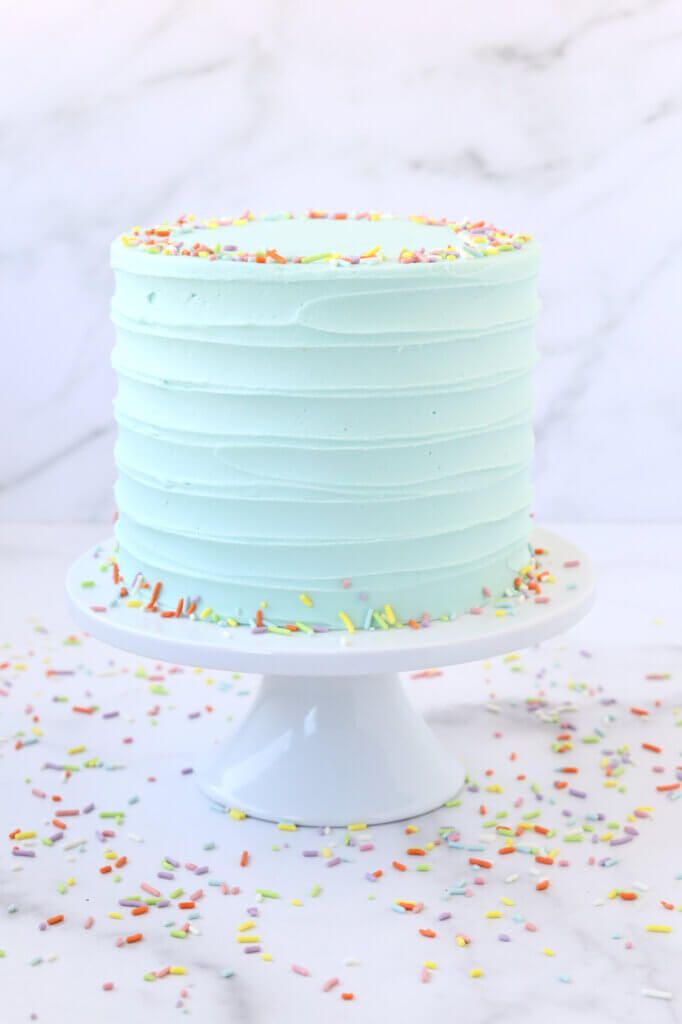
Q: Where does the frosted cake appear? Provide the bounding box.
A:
[110,212,539,631]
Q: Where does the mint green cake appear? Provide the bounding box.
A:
[110,212,539,631]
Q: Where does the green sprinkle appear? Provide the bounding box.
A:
[170,888,184,899]
[170,929,187,939]
[310,884,321,898]
[80,580,95,588]
[416,864,432,872]
[256,889,280,900]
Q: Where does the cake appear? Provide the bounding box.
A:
[110,212,539,631]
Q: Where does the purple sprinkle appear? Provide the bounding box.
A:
[246,906,259,917]
[38,922,47,931]
[498,934,511,942]
[326,856,341,868]
[156,900,171,909]
[364,872,378,882]
[181,768,194,775]
[437,912,452,922]
[188,712,201,720]
[569,788,587,798]
[82,803,95,814]
[165,856,180,868]
[119,899,145,908]
[302,850,319,858]
[244,945,261,954]
[610,835,633,847]
[623,826,639,837]
[158,871,174,880]
[194,866,209,876]
[251,627,267,635]
[13,849,35,858]
[102,711,119,719]
[50,832,64,843]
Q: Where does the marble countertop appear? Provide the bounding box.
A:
[1,522,681,1024]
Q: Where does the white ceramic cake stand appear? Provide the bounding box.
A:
[66,527,593,826]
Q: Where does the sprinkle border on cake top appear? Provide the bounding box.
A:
[118,211,533,265]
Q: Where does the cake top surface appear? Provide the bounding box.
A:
[111,211,536,278]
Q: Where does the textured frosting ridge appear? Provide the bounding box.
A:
[111,215,540,628]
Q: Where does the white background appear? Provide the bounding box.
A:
[1,0,680,523]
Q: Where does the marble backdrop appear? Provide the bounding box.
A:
[1,0,680,522]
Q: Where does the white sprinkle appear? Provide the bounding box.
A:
[642,988,673,1001]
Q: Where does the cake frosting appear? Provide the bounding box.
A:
[110,212,540,630]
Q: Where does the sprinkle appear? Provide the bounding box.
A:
[338,611,355,633]
[642,988,673,1000]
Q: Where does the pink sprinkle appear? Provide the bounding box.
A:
[190,888,204,901]
[534,596,551,604]
[341,579,351,589]
[359,843,374,852]
[524,922,538,932]
[292,964,310,977]
[102,982,114,992]
[31,788,47,799]
[420,966,430,983]
[230,886,240,895]
[220,883,229,895]
[323,977,339,992]
[482,586,492,598]
[141,882,161,897]
[84,916,95,930]
[156,966,170,978]
[469,607,484,615]
[563,560,580,568]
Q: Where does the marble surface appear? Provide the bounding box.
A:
[1,522,681,1023]
[2,1,681,522]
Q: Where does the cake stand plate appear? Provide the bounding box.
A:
[66,528,593,825]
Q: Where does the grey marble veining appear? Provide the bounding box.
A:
[1,0,680,522]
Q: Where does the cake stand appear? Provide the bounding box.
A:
[66,528,593,826]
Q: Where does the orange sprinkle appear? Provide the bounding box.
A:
[657,783,680,792]
[125,933,143,944]
[47,914,64,926]
[145,582,162,611]
[534,825,550,836]
[536,879,550,891]
[407,619,420,630]
[642,742,662,753]
[372,869,383,879]
[160,610,176,618]
[255,609,263,628]
[240,850,249,868]
[113,563,120,584]
[119,587,128,598]
[660,900,674,911]
[479,805,487,816]
[419,928,436,938]
[554,780,568,790]
[396,901,416,911]
[186,601,197,616]
[407,848,426,856]
[469,857,493,869]
[115,856,127,869]
[559,767,578,774]
[341,993,354,1001]
[630,707,649,716]
[52,819,66,830]
[175,598,184,617]
[132,906,148,917]
[535,855,554,866]
[498,845,516,855]
[178,901,195,910]
[392,860,407,872]
[99,865,112,875]
[619,892,638,901]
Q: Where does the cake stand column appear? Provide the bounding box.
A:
[197,672,464,826]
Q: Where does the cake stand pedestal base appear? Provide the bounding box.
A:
[66,528,594,826]
[197,672,462,826]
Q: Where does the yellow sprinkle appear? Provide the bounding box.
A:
[470,968,483,978]
[405,824,419,834]
[543,947,556,957]
[199,607,213,620]
[108,912,122,920]
[347,823,367,832]
[485,911,502,919]
[104,851,117,860]
[261,952,272,961]
[456,936,468,947]
[14,831,36,841]
[31,726,43,737]
[425,841,435,851]
[495,609,506,618]
[169,967,186,976]
[126,600,143,608]
[277,823,297,832]
[607,890,619,900]
[500,897,515,907]
[226,618,239,627]
[485,784,503,793]
[646,925,672,933]
[299,594,313,607]
[361,245,381,258]
[423,960,438,969]
[291,899,303,907]
[67,878,76,887]
[383,604,397,625]
[321,847,332,858]
[67,745,86,755]
[229,808,247,820]
[338,611,355,633]
[236,935,261,944]
[600,832,613,842]
[237,921,255,932]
